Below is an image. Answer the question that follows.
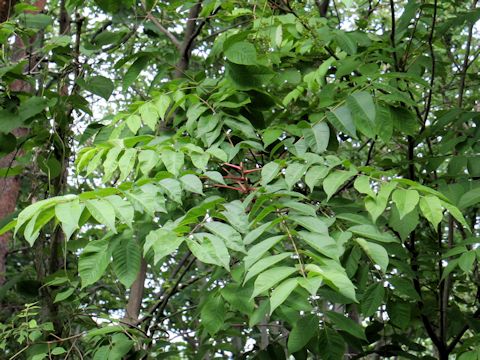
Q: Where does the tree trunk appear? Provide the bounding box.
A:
[125,259,147,322]
[0,0,47,286]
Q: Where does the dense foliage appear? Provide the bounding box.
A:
[1,0,480,358]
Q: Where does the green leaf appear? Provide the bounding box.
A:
[221,283,254,315]
[188,233,230,270]
[102,147,122,181]
[375,104,393,142]
[54,287,75,303]
[138,149,159,175]
[161,150,184,177]
[323,169,357,201]
[347,92,376,138]
[326,311,366,340]
[458,187,480,209]
[205,170,226,185]
[180,174,204,195]
[85,148,106,176]
[51,347,66,355]
[287,315,318,353]
[392,189,419,219]
[15,197,65,237]
[441,201,470,231]
[355,238,389,272]
[112,237,141,288]
[85,325,124,338]
[244,219,280,245]
[262,128,282,147]
[387,301,411,330]
[123,55,150,90]
[354,175,375,197]
[366,182,396,222]
[201,295,225,335]
[261,162,281,186]
[197,114,220,137]
[244,252,292,284]
[291,216,328,234]
[81,75,114,100]
[285,162,307,190]
[361,282,385,317]
[349,224,397,243]
[297,276,323,295]
[305,165,329,192]
[126,114,142,134]
[86,199,117,233]
[317,328,346,360]
[224,41,258,65]
[206,147,228,162]
[419,195,443,229]
[118,148,137,181]
[155,94,171,121]
[459,251,475,273]
[144,228,184,265]
[226,62,275,91]
[298,231,338,259]
[389,277,420,301]
[205,221,245,253]
[105,195,134,228]
[249,300,270,327]
[269,277,298,315]
[334,30,357,54]
[304,122,329,153]
[244,235,285,269]
[139,103,159,131]
[326,105,356,138]
[191,152,210,171]
[55,200,84,240]
[222,201,249,234]
[305,264,357,302]
[159,178,182,203]
[251,266,297,299]
[78,239,111,288]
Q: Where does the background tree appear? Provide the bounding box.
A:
[1,0,480,359]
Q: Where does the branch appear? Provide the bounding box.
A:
[145,12,182,50]
[315,0,329,17]
[389,0,399,71]
[422,0,438,124]
[458,0,478,107]
[446,295,480,352]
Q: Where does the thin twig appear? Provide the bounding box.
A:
[145,12,181,50]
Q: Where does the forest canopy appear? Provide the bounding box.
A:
[0,0,480,359]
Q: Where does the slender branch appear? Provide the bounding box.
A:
[365,139,375,166]
[407,231,445,353]
[440,215,454,343]
[145,12,182,50]
[201,19,252,42]
[446,293,480,352]
[137,251,193,325]
[458,0,478,107]
[389,0,399,71]
[423,0,438,124]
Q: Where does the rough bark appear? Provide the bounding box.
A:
[0,0,46,285]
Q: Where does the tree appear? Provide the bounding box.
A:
[1,0,480,359]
